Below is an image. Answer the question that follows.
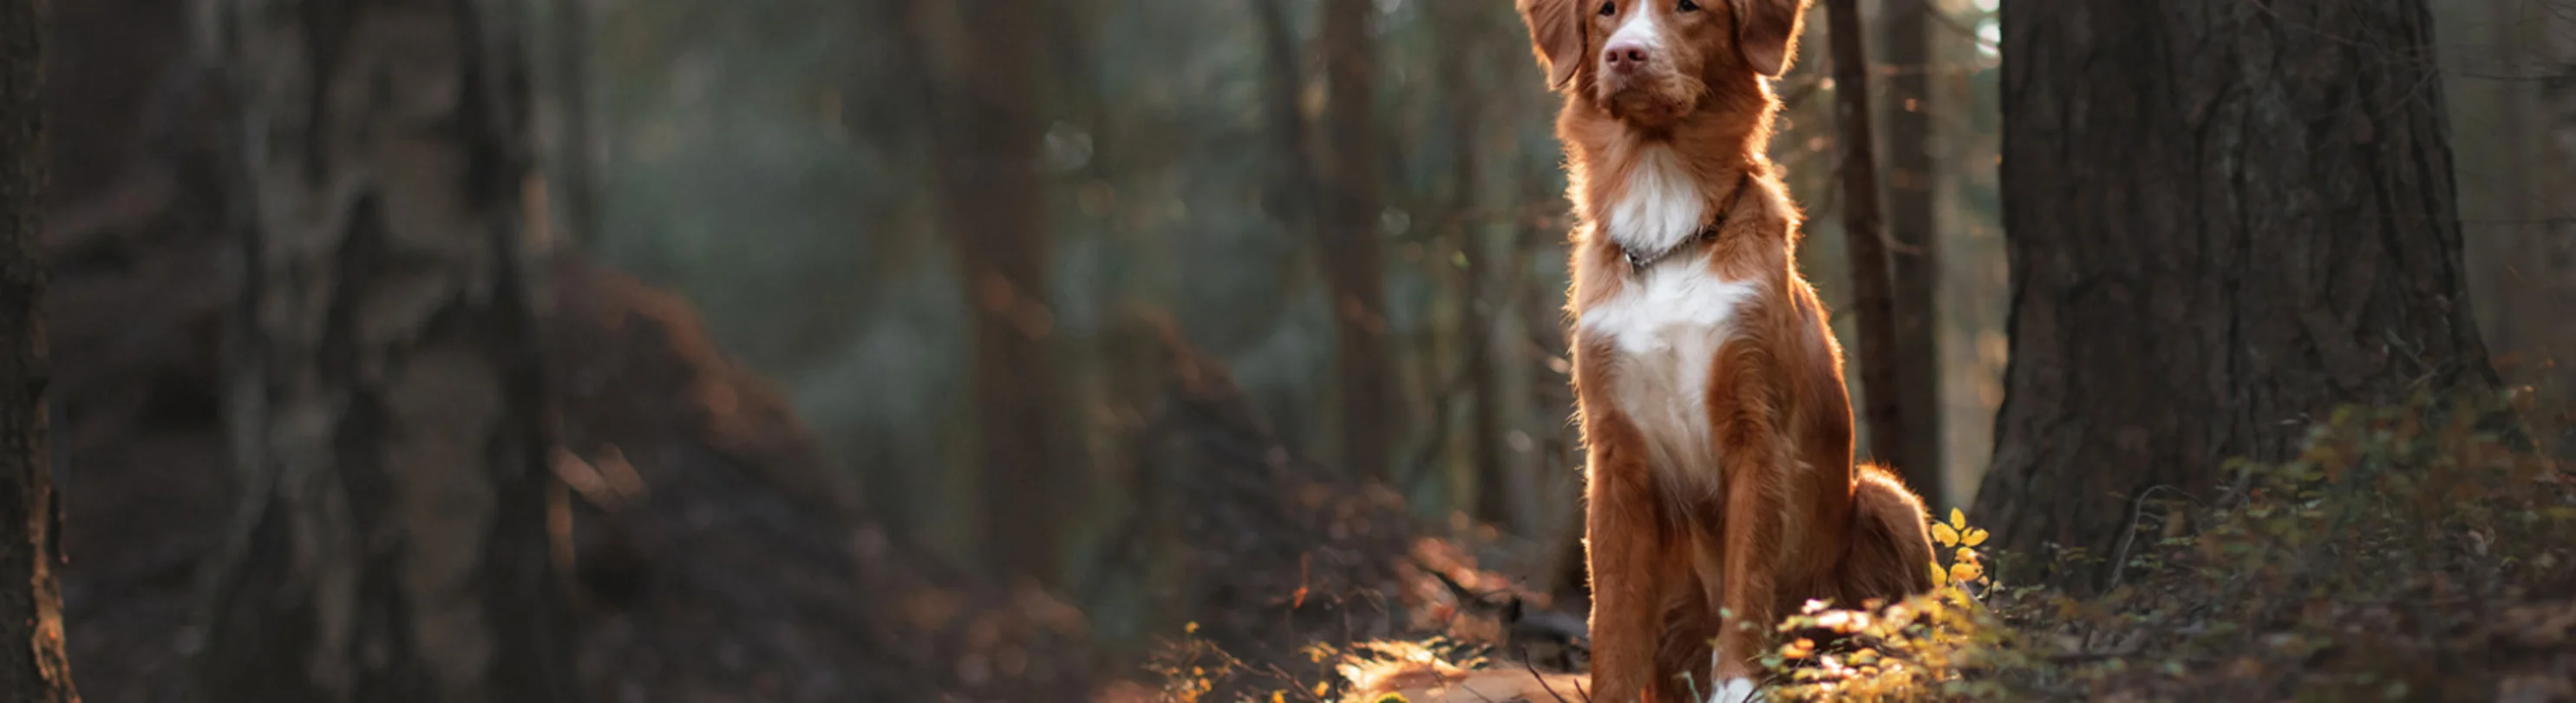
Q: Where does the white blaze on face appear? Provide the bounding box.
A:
[1606,3,1669,58]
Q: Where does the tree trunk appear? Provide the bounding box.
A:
[2542,0,2576,439]
[1316,0,1394,482]
[2470,0,2576,440]
[541,0,600,250]
[1252,0,1315,243]
[0,0,81,698]
[189,0,579,700]
[1978,0,2493,591]
[1820,0,1912,490]
[1880,0,1945,509]
[1429,0,1517,532]
[919,2,1062,583]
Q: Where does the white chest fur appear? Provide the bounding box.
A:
[1605,145,1708,261]
[1582,258,1757,494]
[1581,147,1754,496]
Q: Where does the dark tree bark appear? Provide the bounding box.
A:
[1250,0,1317,296]
[1880,0,1945,509]
[541,0,600,250]
[2542,4,2576,436]
[1316,0,1395,482]
[189,0,579,700]
[0,0,81,698]
[1820,0,1916,493]
[1978,0,2493,591]
[919,3,1062,582]
[2469,0,2576,437]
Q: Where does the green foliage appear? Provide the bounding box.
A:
[1988,391,2576,700]
[1760,391,2576,700]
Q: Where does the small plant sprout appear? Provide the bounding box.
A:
[1929,509,1990,587]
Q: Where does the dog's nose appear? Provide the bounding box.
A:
[1604,43,1649,72]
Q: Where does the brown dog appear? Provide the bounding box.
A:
[1514,1,1936,700]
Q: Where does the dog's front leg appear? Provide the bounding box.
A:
[1581,412,1666,703]
[1705,461,1783,703]
[1703,347,1788,703]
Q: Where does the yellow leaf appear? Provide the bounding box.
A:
[1314,682,1330,698]
[1931,522,1960,548]
[1956,547,1977,563]
[1950,508,1968,530]
[1928,561,1947,585]
[1951,562,1984,584]
[1781,638,1816,659]
[1185,621,1200,634]
[1962,528,1989,547]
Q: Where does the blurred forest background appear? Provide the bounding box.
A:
[3,0,2573,700]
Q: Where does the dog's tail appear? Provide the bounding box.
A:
[1830,463,1939,604]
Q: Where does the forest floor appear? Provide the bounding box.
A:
[1134,393,2576,703]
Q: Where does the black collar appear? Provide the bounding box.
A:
[1617,169,1759,273]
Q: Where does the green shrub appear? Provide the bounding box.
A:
[1768,391,2576,700]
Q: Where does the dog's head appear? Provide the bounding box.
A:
[1517,0,1808,125]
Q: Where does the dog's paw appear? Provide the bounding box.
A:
[1705,677,1758,703]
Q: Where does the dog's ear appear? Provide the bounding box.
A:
[1518,0,1585,89]
[1732,0,1808,77]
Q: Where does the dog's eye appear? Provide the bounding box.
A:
[1599,2,1616,16]
[1677,0,1700,10]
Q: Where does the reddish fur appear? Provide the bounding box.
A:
[1510,1,1938,701]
